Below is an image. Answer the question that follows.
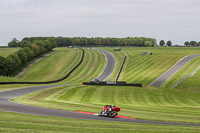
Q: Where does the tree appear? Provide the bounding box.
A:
[0,56,9,75]
[17,49,28,63]
[159,40,165,46]
[166,41,172,47]
[34,40,46,54]
[47,38,57,49]
[4,38,58,75]
[20,40,32,48]
[43,40,52,51]
[8,38,20,47]
[190,41,197,46]
[23,47,34,60]
[7,53,22,71]
[184,41,190,46]
[31,44,40,56]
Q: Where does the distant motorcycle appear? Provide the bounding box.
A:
[98,105,120,118]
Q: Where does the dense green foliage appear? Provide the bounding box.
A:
[166,40,172,46]
[0,39,57,76]
[184,41,200,46]
[55,37,156,47]
[8,36,157,47]
[8,38,20,47]
[159,40,165,46]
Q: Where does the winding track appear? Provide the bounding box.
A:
[95,49,116,81]
[150,55,200,87]
[0,85,200,126]
[0,50,200,126]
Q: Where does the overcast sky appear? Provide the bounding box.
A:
[0,0,200,46]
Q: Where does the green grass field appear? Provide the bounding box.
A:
[1,111,199,133]
[1,47,200,132]
[162,56,200,89]
[14,85,200,124]
[117,47,200,86]
[19,48,81,81]
[56,48,106,84]
[0,48,20,57]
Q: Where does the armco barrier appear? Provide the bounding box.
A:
[115,56,126,82]
[0,49,85,85]
[82,81,142,87]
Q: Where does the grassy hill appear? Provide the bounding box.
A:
[14,47,200,122]
[116,47,200,86]
[58,48,106,84]
[19,48,82,82]
[0,48,80,82]
[0,48,20,57]
[1,47,200,132]
[0,47,106,83]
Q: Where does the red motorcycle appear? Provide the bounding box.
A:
[98,105,120,118]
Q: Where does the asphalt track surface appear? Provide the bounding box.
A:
[150,55,200,87]
[0,85,200,126]
[95,49,116,81]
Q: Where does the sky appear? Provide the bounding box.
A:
[0,0,200,46]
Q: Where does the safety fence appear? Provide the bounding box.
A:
[115,56,126,82]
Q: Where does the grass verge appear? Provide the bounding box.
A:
[14,85,200,124]
[0,111,200,133]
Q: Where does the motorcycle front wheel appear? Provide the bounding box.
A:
[98,111,103,117]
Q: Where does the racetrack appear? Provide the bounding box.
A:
[0,85,200,126]
[0,49,200,126]
[95,49,116,81]
[150,55,200,87]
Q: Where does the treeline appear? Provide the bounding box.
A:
[8,37,156,47]
[55,37,156,47]
[184,41,200,46]
[0,38,56,76]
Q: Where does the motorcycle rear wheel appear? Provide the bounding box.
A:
[108,111,117,118]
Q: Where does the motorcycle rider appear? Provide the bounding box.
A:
[99,105,119,118]
[102,105,115,115]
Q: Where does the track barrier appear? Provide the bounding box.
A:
[115,56,126,82]
[82,81,142,87]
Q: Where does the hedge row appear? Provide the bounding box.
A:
[0,38,57,76]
